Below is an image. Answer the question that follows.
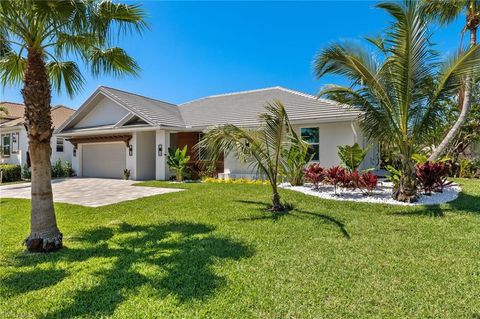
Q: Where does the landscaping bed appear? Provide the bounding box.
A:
[280,181,461,206]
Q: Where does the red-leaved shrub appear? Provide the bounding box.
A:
[415,161,452,195]
[359,171,378,195]
[325,166,347,195]
[304,164,325,189]
[349,170,361,191]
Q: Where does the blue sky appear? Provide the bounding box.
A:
[1,1,464,109]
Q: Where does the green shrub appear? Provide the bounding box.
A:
[51,159,65,178]
[22,163,31,180]
[64,161,74,177]
[167,146,190,182]
[337,143,370,172]
[50,159,75,178]
[0,164,22,183]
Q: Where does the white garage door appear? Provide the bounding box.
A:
[82,143,126,178]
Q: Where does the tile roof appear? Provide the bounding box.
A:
[0,101,25,121]
[0,102,75,129]
[99,86,185,127]
[59,86,361,132]
[178,87,361,128]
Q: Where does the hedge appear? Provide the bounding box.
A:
[0,164,22,183]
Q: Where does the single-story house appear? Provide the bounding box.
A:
[0,102,75,167]
[56,86,379,180]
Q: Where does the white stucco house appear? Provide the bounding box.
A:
[0,102,75,167]
[55,86,378,180]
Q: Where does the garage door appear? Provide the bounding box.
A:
[82,143,126,178]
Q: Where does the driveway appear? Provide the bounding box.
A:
[0,178,183,207]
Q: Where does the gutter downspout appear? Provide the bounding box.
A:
[350,120,358,144]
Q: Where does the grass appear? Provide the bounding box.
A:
[0,179,479,318]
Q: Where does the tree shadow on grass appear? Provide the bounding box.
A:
[0,268,67,297]
[235,200,350,239]
[388,204,446,218]
[447,191,480,215]
[8,221,253,318]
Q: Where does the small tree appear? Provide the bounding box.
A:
[199,100,294,212]
[167,146,191,182]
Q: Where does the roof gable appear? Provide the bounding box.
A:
[99,87,185,127]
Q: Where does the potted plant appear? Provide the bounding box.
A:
[123,169,131,180]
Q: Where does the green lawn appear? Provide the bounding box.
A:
[1,179,479,318]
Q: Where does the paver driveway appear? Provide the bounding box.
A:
[0,178,182,207]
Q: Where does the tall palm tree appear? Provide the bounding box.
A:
[198,100,294,212]
[0,0,147,252]
[423,0,479,161]
[314,0,480,202]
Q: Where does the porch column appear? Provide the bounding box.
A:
[156,130,167,180]
[126,132,137,180]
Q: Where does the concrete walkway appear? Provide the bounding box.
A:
[0,178,183,207]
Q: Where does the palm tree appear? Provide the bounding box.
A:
[198,100,294,212]
[314,1,480,202]
[0,0,147,252]
[423,0,479,161]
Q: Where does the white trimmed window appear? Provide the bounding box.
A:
[56,137,64,152]
[12,132,19,153]
[1,133,11,157]
[300,127,319,161]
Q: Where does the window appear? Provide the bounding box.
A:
[1,133,11,157]
[300,127,319,161]
[198,133,207,160]
[56,137,64,152]
[11,132,19,153]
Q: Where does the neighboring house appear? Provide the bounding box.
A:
[56,86,379,180]
[0,102,75,167]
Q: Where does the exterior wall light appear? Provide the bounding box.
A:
[129,145,133,156]
[158,144,163,156]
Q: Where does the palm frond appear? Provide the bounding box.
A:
[47,60,85,97]
[199,101,294,186]
[0,52,26,86]
[89,47,140,78]
[420,0,466,25]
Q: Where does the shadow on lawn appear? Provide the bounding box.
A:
[236,200,350,239]
[7,221,253,318]
[388,204,446,217]
[447,191,480,215]
[389,190,480,218]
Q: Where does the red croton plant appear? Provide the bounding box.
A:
[415,161,453,195]
[304,164,379,196]
[303,164,325,189]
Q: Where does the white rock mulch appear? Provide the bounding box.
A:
[279,181,461,206]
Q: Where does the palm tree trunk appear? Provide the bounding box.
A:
[272,191,283,211]
[22,49,62,252]
[393,148,417,202]
[270,180,284,212]
[429,24,477,161]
